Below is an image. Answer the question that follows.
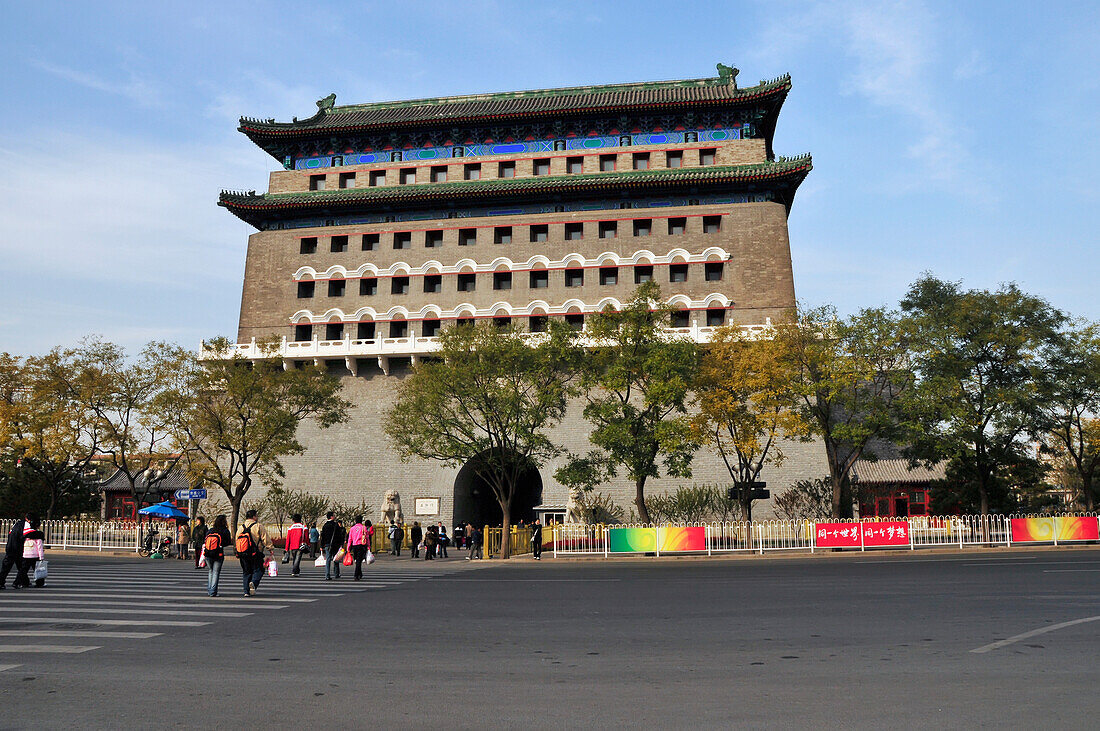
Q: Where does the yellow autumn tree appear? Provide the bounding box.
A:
[692,325,806,521]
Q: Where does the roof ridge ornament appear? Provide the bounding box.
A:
[716,63,739,89]
[316,93,337,113]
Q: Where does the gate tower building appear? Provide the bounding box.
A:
[218,66,817,526]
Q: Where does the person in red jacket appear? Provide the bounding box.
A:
[284,514,309,577]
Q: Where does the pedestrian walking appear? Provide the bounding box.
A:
[203,514,232,597]
[191,517,207,569]
[453,523,465,550]
[235,509,272,597]
[531,521,543,560]
[284,514,309,576]
[320,513,346,580]
[347,516,371,580]
[176,520,191,560]
[0,513,28,590]
[410,521,423,559]
[437,522,449,558]
[13,516,45,589]
[308,524,320,559]
[466,523,483,560]
[424,524,437,560]
[388,521,403,556]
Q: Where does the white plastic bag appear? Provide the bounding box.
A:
[267,559,278,577]
[34,560,48,582]
[198,549,206,568]
[366,549,375,565]
[314,556,325,567]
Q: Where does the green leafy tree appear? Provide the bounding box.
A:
[37,339,184,534]
[557,282,700,524]
[774,305,913,518]
[385,322,577,558]
[1037,322,1100,511]
[693,324,806,521]
[901,275,1064,517]
[773,477,834,521]
[160,338,352,533]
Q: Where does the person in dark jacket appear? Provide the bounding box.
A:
[531,521,543,560]
[319,512,342,580]
[191,517,207,569]
[423,525,437,560]
[204,514,232,597]
[410,521,423,559]
[0,513,28,590]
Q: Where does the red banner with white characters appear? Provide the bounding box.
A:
[861,521,910,547]
[814,523,862,548]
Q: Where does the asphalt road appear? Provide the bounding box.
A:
[2,548,1098,729]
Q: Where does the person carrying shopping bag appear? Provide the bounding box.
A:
[346,516,371,581]
[13,516,45,589]
[203,514,232,597]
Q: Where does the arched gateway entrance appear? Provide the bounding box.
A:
[452,452,543,527]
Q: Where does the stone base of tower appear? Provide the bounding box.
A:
[246,363,830,527]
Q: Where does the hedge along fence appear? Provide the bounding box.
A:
[551,514,1100,557]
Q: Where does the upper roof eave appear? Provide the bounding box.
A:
[237,73,792,142]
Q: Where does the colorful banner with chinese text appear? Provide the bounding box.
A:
[814,523,861,548]
[861,521,910,547]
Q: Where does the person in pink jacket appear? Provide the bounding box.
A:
[346,516,373,581]
[14,516,45,589]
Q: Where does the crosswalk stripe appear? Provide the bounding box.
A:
[0,607,251,618]
[23,592,319,603]
[0,631,161,639]
[0,664,21,671]
[0,600,286,610]
[0,618,210,626]
[0,645,100,653]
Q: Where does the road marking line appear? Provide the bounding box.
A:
[0,664,21,672]
[970,615,1100,654]
[0,631,161,639]
[0,618,210,626]
[0,607,251,618]
[31,592,317,603]
[1042,569,1100,573]
[0,645,101,653]
[0,600,286,610]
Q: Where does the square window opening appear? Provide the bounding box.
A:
[632,153,649,170]
[565,269,584,288]
[530,225,548,243]
[399,168,416,185]
[498,161,515,178]
[360,278,377,296]
[422,319,441,338]
[394,232,411,249]
[666,151,683,168]
[599,267,618,285]
[309,175,326,191]
[703,215,722,234]
[566,156,584,174]
[669,264,688,283]
[330,235,349,252]
[493,272,512,290]
[430,166,447,183]
[529,315,548,333]
[529,270,548,289]
[533,158,550,176]
[293,324,313,342]
[423,275,442,293]
[296,281,315,298]
[633,219,652,237]
[362,233,379,251]
[369,170,385,187]
[356,322,376,340]
[704,262,724,281]
[459,228,477,246]
[706,309,727,327]
[598,221,617,239]
[338,172,355,189]
[425,230,443,248]
[699,148,716,166]
[464,163,481,181]
[391,277,409,295]
[325,323,344,341]
[599,154,616,172]
[668,218,686,235]
[457,273,477,292]
[328,280,346,297]
[494,226,512,244]
[634,265,653,284]
[670,310,690,328]
[565,222,583,240]
[299,237,318,254]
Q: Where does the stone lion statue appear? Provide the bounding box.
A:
[380,489,404,525]
[565,486,586,524]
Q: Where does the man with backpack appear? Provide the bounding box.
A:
[235,509,272,597]
[319,512,342,580]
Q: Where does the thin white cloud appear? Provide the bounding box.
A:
[29,59,165,109]
[748,0,995,203]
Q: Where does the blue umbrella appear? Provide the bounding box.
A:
[138,501,188,519]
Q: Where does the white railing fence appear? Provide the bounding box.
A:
[552,513,1098,557]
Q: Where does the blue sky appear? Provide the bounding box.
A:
[1,1,1097,355]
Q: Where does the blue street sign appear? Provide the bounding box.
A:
[174,489,208,500]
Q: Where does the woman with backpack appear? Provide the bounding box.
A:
[203,515,232,597]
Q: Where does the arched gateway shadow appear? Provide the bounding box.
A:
[452,451,543,527]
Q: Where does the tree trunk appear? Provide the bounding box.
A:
[498,496,512,559]
[1081,475,1095,513]
[634,476,651,524]
[738,487,752,523]
[230,495,243,535]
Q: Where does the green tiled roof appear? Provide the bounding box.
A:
[219,156,811,227]
[238,73,791,138]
